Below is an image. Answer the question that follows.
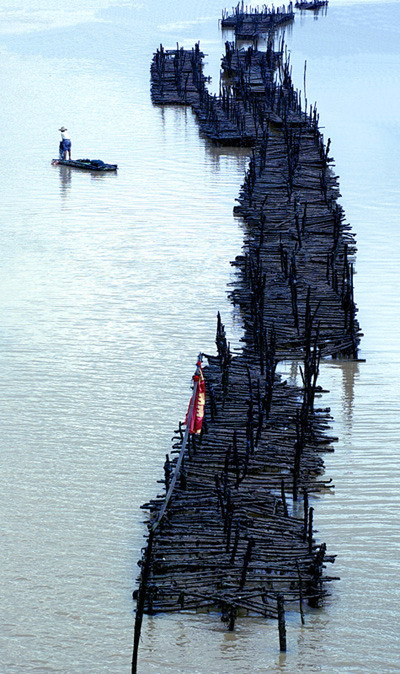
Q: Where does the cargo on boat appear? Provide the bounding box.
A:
[51,158,118,171]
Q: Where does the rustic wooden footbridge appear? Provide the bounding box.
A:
[221,2,295,39]
[132,5,361,671]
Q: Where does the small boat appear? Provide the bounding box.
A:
[51,158,118,171]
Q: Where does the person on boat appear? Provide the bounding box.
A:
[59,126,71,160]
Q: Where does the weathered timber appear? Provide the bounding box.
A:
[295,1,328,10]
[151,39,360,358]
[277,593,287,651]
[133,11,361,669]
[135,347,335,624]
[221,2,295,38]
[230,126,362,358]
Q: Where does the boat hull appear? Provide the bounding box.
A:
[51,159,118,171]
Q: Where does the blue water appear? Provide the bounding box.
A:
[0,1,399,672]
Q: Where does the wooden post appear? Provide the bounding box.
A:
[308,506,314,554]
[228,604,237,631]
[277,593,287,652]
[303,490,309,541]
[295,561,305,625]
[292,440,302,501]
[239,538,254,589]
[131,530,154,674]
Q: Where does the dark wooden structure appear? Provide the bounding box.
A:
[295,1,328,10]
[133,5,360,670]
[139,347,338,618]
[221,2,295,39]
[51,158,118,171]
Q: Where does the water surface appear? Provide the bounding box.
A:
[0,1,399,672]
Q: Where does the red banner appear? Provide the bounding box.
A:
[186,365,206,434]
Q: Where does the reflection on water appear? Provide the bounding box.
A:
[57,165,72,198]
[297,5,329,20]
[283,357,360,438]
[204,141,250,172]
[55,163,119,203]
[327,359,360,432]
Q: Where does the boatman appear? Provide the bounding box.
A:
[59,126,71,160]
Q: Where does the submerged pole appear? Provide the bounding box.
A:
[131,530,154,674]
[277,593,287,652]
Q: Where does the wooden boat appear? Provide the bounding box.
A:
[51,158,118,171]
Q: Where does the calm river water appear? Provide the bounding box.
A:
[1,1,399,672]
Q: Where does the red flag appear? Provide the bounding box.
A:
[186,366,206,434]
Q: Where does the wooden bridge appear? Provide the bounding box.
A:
[132,5,361,671]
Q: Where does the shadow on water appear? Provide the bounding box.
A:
[155,104,250,175]
[326,359,360,433]
[296,5,329,21]
[57,165,72,199]
[280,357,360,439]
[54,164,118,200]
[204,141,250,171]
